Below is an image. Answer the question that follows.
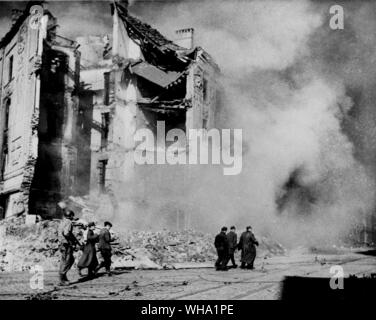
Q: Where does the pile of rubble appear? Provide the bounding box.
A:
[0,217,62,272]
[0,216,286,272]
[112,230,218,269]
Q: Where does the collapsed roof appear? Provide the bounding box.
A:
[129,60,182,88]
[113,3,218,111]
[114,3,189,72]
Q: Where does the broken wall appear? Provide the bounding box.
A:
[0,10,45,219]
[186,50,218,132]
[29,41,81,219]
[83,6,219,229]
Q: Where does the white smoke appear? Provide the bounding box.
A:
[127,0,376,246]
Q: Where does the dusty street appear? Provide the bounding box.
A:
[0,248,375,300]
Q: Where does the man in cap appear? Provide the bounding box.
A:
[214,226,229,271]
[58,210,80,285]
[77,222,99,278]
[95,221,113,276]
[238,225,259,269]
[227,226,238,268]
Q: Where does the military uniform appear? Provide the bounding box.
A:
[96,228,112,275]
[58,218,79,283]
[214,231,229,270]
[227,230,238,267]
[238,230,259,269]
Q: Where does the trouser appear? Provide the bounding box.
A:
[229,252,236,266]
[248,249,256,268]
[59,244,75,280]
[215,249,228,270]
[97,249,112,273]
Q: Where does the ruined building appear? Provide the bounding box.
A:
[84,3,219,226]
[0,3,87,221]
[0,2,219,225]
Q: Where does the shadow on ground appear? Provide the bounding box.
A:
[357,249,376,256]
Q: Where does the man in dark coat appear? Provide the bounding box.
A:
[238,226,259,269]
[58,210,80,286]
[214,226,229,271]
[95,221,113,276]
[77,222,99,278]
[227,226,238,268]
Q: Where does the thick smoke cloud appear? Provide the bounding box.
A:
[47,1,112,38]
[126,0,376,246]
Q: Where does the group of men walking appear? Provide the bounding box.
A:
[214,225,259,271]
[58,209,258,284]
[58,210,114,286]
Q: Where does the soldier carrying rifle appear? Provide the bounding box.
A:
[58,209,81,286]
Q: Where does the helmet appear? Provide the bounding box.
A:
[64,210,75,218]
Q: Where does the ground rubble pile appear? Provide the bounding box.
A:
[112,230,219,269]
[0,216,286,272]
[0,217,62,272]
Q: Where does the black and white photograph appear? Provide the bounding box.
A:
[0,0,375,309]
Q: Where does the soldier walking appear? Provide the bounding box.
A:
[58,210,80,286]
[214,227,229,271]
[227,226,238,268]
[77,222,99,278]
[238,226,259,269]
[95,221,113,276]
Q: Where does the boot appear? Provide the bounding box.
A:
[93,266,100,276]
[240,263,246,269]
[58,274,70,286]
[87,270,96,279]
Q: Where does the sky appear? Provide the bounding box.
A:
[0,0,190,40]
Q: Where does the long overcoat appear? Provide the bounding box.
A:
[77,229,99,269]
[238,231,258,264]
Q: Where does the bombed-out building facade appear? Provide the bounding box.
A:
[0,2,219,223]
[0,3,86,221]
